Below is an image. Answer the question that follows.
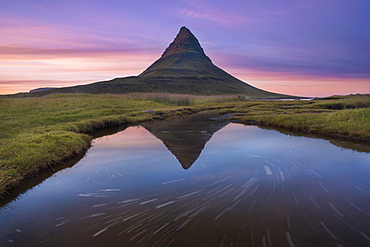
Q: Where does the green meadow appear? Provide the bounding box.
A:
[0,93,369,197]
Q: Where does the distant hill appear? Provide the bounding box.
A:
[29,87,57,93]
[7,27,297,98]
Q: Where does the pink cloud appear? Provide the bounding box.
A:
[0,46,159,94]
[228,68,370,97]
[0,13,149,51]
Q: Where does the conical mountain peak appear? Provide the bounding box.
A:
[31,26,291,98]
[136,26,282,97]
[138,26,214,78]
[161,26,206,58]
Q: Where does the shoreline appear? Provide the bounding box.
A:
[2,108,369,199]
[0,94,369,198]
[231,119,370,143]
[0,106,229,198]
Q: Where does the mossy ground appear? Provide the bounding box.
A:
[0,93,369,197]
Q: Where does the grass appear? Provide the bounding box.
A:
[224,94,370,140]
[0,93,369,197]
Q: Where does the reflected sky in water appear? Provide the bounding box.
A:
[0,119,369,246]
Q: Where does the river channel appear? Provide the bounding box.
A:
[0,111,369,246]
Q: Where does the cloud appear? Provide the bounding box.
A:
[223,68,370,97]
[0,45,160,95]
[175,1,249,25]
[0,45,158,59]
[0,12,161,51]
[178,9,244,25]
[209,39,370,80]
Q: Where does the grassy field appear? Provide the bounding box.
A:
[0,93,369,197]
[223,94,370,140]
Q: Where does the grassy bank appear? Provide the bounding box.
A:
[0,93,238,197]
[0,93,369,197]
[224,94,370,140]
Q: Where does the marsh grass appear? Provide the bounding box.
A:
[227,94,370,140]
[123,92,193,105]
[0,93,369,197]
[314,95,370,109]
[121,92,246,105]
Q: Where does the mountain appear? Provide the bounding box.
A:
[142,111,229,169]
[8,27,296,98]
[135,26,277,96]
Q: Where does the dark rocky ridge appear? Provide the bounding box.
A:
[139,27,220,78]
[161,26,207,58]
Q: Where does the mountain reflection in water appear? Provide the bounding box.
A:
[0,111,370,247]
[142,111,230,169]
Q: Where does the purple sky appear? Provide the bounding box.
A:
[1,0,369,96]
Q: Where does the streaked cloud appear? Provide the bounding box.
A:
[176,1,248,25]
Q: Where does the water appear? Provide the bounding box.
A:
[1,112,369,246]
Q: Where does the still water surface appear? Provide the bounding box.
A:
[1,112,370,246]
